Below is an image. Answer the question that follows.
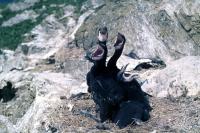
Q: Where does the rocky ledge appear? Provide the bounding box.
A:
[0,0,200,132]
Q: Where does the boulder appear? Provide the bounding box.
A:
[0,71,87,132]
[75,0,200,63]
[142,56,200,97]
[0,50,28,73]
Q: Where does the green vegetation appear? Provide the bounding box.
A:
[0,9,22,25]
[0,0,87,50]
[0,18,43,49]
[0,3,6,9]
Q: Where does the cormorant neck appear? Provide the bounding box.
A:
[107,46,124,71]
[91,42,108,76]
[98,40,107,47]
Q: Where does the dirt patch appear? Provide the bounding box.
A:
[40,93,200,132]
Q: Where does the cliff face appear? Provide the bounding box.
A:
[76,0,200,62]
[0,0,200,132]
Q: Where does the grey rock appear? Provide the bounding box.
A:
[45,55,55,64]
[1,0,200,132]
[63,59,92,80]
[0,50,28,73]
[19,8,94,65]
[75,0,200,63]
[8,0,39,12]
[81,0,105,12]
[115,55,153,72]
[0,71,87,132]
[16,44,29,55]
[0,71,35,128]
[1,10,38,27]
[142,56,200,97]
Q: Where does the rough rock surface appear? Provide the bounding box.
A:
[0,0,200,132]
[142,56,200,97]
[110,55,200,98]
[0,71,87,132]
[1,10,38,27]
[75,0,200,63]
[0,50,28,73]
[8,0,40,12]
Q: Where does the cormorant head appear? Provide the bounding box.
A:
[98,27,108,45]
[85,27,108,62]
[85,44,105,62]
[6,81,12,89]
[114,33,126,50]
[91,45,105,61]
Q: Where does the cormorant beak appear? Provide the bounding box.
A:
[114,33,126,50]
[117,63,138,82]
[98,27,108,43]
[91,45,105,61]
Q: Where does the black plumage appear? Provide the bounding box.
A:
[86,27,125,122]
[106,32,152,127]
[107,33,151,109]
[86,28,152,128]
[113,100,150,129]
